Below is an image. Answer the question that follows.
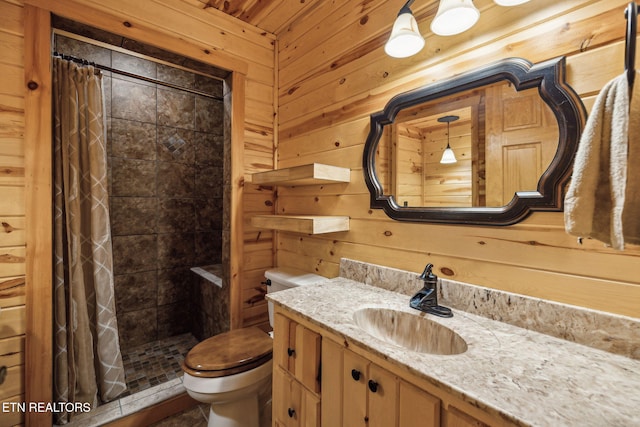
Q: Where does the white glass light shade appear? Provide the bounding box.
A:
[430,0,480,36]
[493,0,530,5]
[440,144,457,164]
[385,12,425,58]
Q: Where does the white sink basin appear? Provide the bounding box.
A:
[352,307,467,355]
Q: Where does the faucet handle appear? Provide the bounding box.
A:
[419,263,437,286]
[419,263,433,280]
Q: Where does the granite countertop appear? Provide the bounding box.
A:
[267,277,640,427]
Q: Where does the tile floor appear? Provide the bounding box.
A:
[120,333,198,397]
[149,404,209,426]
[60,333,200,426]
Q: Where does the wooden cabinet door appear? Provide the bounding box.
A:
[342,350,368,427]
[274,313,322,393]
[294,323,321,393]
[398,379,440,427]
[273,366,300,427]
[321,338,343,427]
[301,388,320,427]
[274,313,297,373]
[367,363,398,427]
[273,368,320,427]
[444,406,491,427]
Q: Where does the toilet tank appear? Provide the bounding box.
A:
[265,267,325,328]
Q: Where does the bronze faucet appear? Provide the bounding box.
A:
[409,263,453,317]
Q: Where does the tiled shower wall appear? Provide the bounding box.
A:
[54,35,225,351]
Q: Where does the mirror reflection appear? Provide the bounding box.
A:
[376,80,559,208]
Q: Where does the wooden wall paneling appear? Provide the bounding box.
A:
[277,144,364,170]
[278,229,640,316]
[277,117,369,163]
[246,0,322,35]
[186,0,323,36]
[181,0,284,32]
[246,79,275,105]
[0,247,25,278]
[243,186,275,213]
[0,277,25,308]
[277,233,343,265]
[278,0,629,138]
[24,4,52,426]
[275,247,340,278]
[0,158,24,189]
[279,0,618,111]
[567,40,631,96]
[277,0,431,90]
[0,2,25,425]
[82,0,275,63]
[243,245,277,273]
[0,30,24,66]
[0,66,23,105]
[274,0,640,318]
[0,188,24,216]
[24,0,250,75]
[228,71,247,329]
[0,0,22,33]
[0,99,24,160]
[246,99,275,126]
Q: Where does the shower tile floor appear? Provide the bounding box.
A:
[120,333,198,396]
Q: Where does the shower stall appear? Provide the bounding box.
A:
[52,16,231,414]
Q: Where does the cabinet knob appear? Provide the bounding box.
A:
[351,369,361,381]
[287,347,295,357]
[368,379,379,393]
[288,408,296,418]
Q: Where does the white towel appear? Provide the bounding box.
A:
[564,71,640,249]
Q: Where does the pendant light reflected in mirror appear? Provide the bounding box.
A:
[439,115,459,164]
[385,0,425,58]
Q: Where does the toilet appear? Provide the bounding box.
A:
[182,267,324,427]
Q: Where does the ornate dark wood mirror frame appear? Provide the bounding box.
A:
[363,56,586,225]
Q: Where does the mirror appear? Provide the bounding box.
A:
[363,57,586,225]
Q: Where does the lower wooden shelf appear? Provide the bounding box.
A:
[251,215,350,234]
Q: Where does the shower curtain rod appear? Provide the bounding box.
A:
[53,52,224,101]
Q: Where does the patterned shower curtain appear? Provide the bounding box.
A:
[53,57,126,424]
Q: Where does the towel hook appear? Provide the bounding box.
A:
[625,2,637,90]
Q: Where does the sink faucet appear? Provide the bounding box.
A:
[410,263,453,318]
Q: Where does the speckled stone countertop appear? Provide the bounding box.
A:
[268,276,640,426]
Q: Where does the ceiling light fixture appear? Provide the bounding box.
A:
[494,0,530,5]
[439,115,459,164]
[431,0,480,36]
[385,0,425,58]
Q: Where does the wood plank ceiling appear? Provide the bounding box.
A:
[189,0,321,34]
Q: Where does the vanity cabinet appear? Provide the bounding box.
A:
[273,312,321,427]
[274,308,510,427]
[323,343,440,427]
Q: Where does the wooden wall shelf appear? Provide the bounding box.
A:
[251,163,350,186]
[251,215,349,234]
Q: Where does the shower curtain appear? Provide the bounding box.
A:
[52,57,126,424]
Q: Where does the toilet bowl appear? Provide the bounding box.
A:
[181,268,324,427]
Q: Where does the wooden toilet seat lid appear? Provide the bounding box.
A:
[183,327,272,377]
